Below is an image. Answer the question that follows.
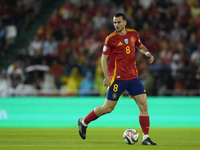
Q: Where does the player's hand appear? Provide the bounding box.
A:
[103,77,111,89]
[147,53,154,64]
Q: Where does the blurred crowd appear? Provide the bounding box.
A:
[0,0,200,97]
[0,0,47,53]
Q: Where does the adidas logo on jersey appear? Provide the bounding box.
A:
[118,42,123,46]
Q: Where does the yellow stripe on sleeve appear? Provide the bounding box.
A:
[105,32,116,45]
[126,28,136,32]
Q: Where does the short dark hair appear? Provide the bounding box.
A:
[114,13,126,21]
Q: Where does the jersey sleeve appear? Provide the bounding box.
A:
[135,32,142,47]
[102,36,111,55]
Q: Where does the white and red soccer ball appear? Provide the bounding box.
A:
[123,128,139,145]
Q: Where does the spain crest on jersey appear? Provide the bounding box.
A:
[130,37,135,44]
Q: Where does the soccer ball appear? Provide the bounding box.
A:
[123,128,139,145]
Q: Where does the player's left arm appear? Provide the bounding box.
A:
[136,44,154,64]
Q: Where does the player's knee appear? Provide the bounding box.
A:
[140,97,147,106]
[137,99,147,110]
[142,100,147,106]
[106,107,115,113]
[140,101,148,112]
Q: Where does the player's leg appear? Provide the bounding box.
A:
[133,94,156,145]
[78,99,117,139]
[133,94,149,135]
[78,80,126,140]
[133,94,148,116]
[127,78,156,145]
[94,98,118,116]
[83,98,118,125]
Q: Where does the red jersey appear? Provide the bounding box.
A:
[102,29,142,81]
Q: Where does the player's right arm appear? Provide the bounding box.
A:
[101,54,111,89]
[102,33,115,88]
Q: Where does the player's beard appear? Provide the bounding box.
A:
[116,26,124,34]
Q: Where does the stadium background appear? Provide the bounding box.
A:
[0,0,200,128]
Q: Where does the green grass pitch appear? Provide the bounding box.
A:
[0,128,200,150]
